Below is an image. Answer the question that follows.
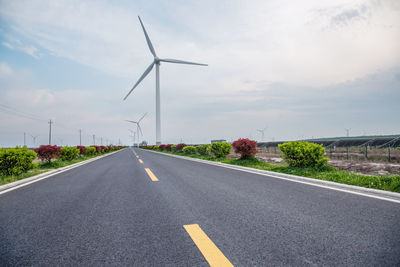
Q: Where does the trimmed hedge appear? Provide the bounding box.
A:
[176,143,187,152]
[76,146,86,155]
[85,147,96,156]
[278,141,329,168]
[196,144,210,155]
[0,147,37,175]
[210,142,232,158]
[60,146,80,161]
[182,146,196,154]
[35,145,61,163]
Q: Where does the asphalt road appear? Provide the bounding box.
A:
[1,148,399,266]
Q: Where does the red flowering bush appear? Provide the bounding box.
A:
[76,146,86,155]
[165,144,172,151]
[232,138,258,159]
[34,145,62,163]
[93,146,103,154]
[175,143,187,152]
[159,144,166,151]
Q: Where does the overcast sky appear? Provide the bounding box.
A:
[0,0,399,147]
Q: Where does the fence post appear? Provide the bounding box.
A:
[365,145,368,159]
[388,145,391,162]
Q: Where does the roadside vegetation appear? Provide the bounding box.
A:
[0,145,125,185]
[140,140,400,193]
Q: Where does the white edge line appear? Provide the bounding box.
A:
[140,149,400,204]
[0,149,125,196]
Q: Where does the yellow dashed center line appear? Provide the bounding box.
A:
[145,168,159,181]
[184,224,234,267]
[139,159,143,164]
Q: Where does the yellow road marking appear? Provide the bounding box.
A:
[145,168,159,181]
[139,159,143,164]
[184,224,234,267]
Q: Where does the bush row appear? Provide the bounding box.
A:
[141,142,233,158]
[141,139,329,168]
[0,145,125,176]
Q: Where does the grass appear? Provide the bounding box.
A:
[0,153,110,186]
[148,149,400,193]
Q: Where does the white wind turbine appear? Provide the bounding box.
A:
[126,112,147,145]
[123,16,207,145]
[257,126,268,142]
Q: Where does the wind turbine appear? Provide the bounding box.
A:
[126,112,147,145]
[257,126,268,142]
[123,16,207,145]
[30,134,39,147]
[345,128,351,137]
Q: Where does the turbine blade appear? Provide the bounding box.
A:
[123,62,155,100]
[159,58,208,66]
[138,16,157,57]
[138,112,147,123]
[125,120,138,123]
[138,124,143,136]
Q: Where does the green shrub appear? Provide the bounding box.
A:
[171,145,177,152]
[278,141,329,168]
[182,146,196,154]
[196,144,210,155]
[0,147,37,176]
[85,146,96,156]
[60,146,80,161]
[210,142,232,158]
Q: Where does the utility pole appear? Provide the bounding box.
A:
[48,119,53,145]
[79,129,82,146]
[24,132,26,146]
[93,134,95,145]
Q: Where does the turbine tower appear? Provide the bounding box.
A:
[257,126,268,142]
[128,129,136,146]
[345,128,351,137]
[126,112,147,145]
[123,16,207,145]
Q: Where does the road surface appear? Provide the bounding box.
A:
[1,148,399,266]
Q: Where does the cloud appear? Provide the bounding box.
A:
[0,62,13,76]
[0,0,399,85]
[2,37,42,59]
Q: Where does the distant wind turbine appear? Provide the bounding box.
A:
[30,134,39,147]
[123,16,207,145]
[126,112,147,144]
[345,128,351,137]
[257,126,268,141]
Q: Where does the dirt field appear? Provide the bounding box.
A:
[254,150,400,176]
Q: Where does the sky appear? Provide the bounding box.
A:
[0,0,399,147]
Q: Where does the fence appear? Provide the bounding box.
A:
[258,136,400,163]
